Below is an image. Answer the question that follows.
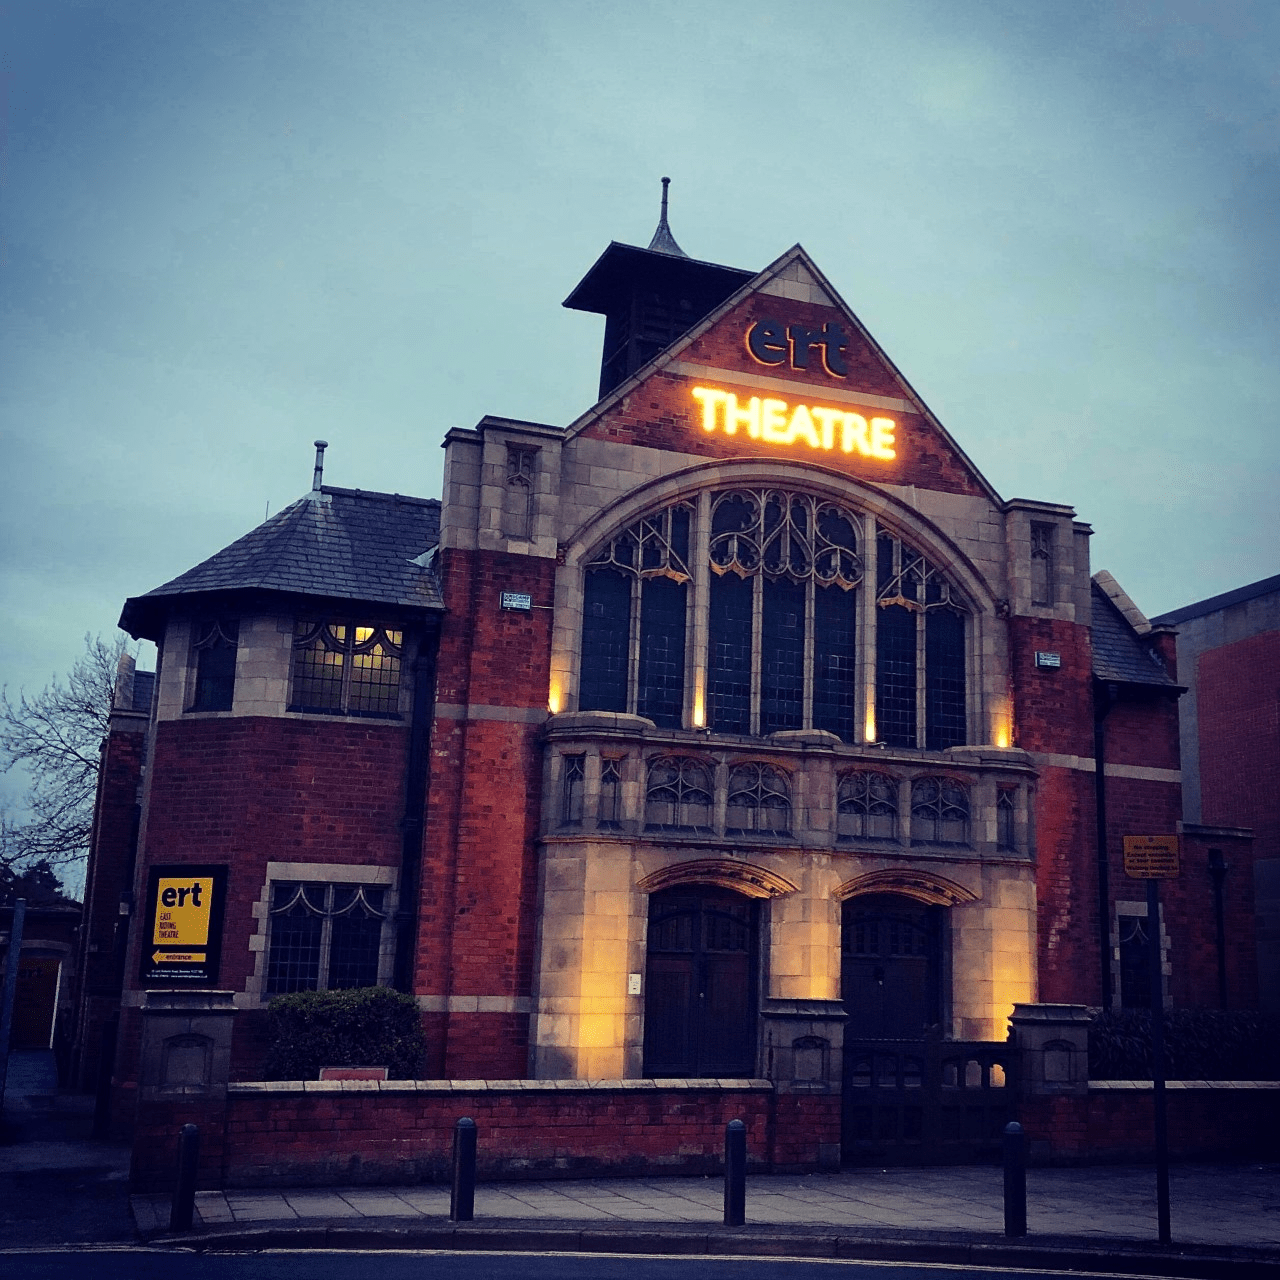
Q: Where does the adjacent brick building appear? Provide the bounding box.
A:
[1152,575,1280,1012]
[78,203,1263,1163]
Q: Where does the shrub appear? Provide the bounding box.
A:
[261,987,426,1081]
[1088,1008,1280,1080]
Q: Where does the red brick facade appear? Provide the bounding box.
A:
[81,238,1268,1179]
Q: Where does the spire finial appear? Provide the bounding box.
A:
[312,440,328,492]
[647,176,688,258]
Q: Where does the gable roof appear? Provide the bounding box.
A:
[1091,577,1180,689]
[565,244,1003,506]
[120,486,442,640]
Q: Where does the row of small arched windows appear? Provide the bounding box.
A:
[559,754,1017,849]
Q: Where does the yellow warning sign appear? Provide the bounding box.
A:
[151,875,215,948]
[1123,835,1180,880]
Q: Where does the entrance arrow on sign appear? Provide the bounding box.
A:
[152,951,206,964]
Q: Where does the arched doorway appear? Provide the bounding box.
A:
[642,886,758,1077]
[839,889,1010,1163]
[841,893,943,1038]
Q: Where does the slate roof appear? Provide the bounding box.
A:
[1091,581,1180,689]
[120,486,442,639]
[131,670,156,714]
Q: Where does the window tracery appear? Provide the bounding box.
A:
[503,445,537,540]
[725,762,791,836]
[290,621,403,717]
[644,756,713,832]
[837,770,898,842]
[189,618,239,712]
[577,489,970,748]
[910,777,970,846]
[265,882,387,994]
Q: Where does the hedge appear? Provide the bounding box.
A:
[1089,1008,1280,1080]
[261,987,426,1081]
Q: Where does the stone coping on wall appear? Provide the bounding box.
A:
[1088,1080,1280,1090]
[229,1078,775,1095]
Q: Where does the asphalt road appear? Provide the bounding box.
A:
[0,1252,1193,1280]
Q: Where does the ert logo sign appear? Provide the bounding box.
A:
[746,316,849,378]
[140,864,228,985]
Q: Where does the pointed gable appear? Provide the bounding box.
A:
[568,246,998,501]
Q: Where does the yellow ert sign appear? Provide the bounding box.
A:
[142,865,226,984]
[152,876,215,948]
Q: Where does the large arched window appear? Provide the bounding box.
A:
[578,489,969,747]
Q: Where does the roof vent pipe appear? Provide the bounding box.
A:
[312,440,328,493]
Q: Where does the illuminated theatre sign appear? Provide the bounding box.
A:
[691,386,897,461]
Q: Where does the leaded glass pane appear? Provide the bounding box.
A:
[580,568,631,713]
[876,605,916,748]
[327,888,385,989]
[708,573,752,733]
[813,585,856,741]
[638,577,686,728]
[925,609,965,750]
[761,578,804,734]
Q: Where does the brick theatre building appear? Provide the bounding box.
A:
[76,199,1260,1171]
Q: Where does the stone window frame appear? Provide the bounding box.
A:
[185,618,240,714]
[724,761,793,837]
[544,740,1029,854]
[909,776,971,847]
[247,861,398,1006]
[503,445,539,540]
[643,754,715,834]
[288,618,406,719]
[996,787,1017,851]
[1113,899,1171,1010]
[573,483,977,749]
[559,752,586,828]
[836,769,899,843]
[1030,522,1055,607]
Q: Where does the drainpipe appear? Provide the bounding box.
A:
[1093,681,1117,1010]
[393,623,439,993]
[1208,848,1228,1009]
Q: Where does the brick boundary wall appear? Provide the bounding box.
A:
[130,1077,1279,1189]
[1018,1082,1280,1163]
[130,1080,841,1192]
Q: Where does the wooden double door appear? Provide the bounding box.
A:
[841,893,1010,1162]
[643,887,758,1077]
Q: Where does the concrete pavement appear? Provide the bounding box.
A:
[6,1051,1280,1272]
[129,1162,1280,1257]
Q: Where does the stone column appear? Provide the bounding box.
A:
[139,989,236,1099]
[130,990,236,1192]
[1008,1002,1091,1095]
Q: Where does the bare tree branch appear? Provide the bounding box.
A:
[0,633,125,879]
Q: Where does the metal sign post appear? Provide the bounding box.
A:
[0,898,27,1106]
[1124,835,1178,1247]
[1146,875,1171,1246]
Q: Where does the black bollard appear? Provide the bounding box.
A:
[169,1123,200,1232]
[723,1119,746,1226]
[1003,1121,1026,1238]
[450,1116,477,1222]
